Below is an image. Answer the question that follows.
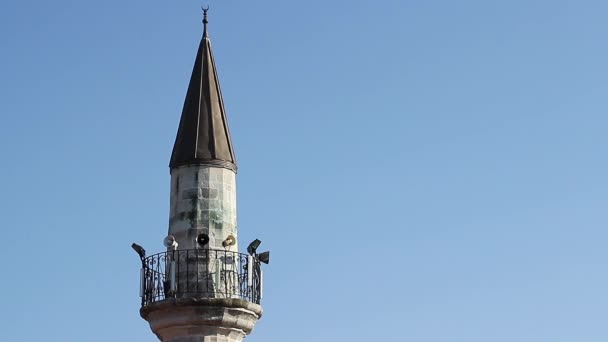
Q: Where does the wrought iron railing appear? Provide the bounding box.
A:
[138,249,262,306]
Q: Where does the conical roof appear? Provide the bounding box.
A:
[169,11,237,172]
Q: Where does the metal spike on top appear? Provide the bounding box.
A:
[202,6,209,37]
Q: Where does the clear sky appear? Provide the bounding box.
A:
[1,0,607,341]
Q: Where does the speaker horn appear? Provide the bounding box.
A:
[163,235,178,250]
[258,251,270,264]
[197,233,210,247]
[222,234,236,247]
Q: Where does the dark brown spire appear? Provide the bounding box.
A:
[169,9,237,172]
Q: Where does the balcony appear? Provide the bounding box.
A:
[138,249,262,306]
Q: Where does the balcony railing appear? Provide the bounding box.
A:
[138,249,262,306]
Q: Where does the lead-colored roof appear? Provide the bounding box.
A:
[169,11,237,172]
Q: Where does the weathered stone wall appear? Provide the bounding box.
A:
[168,165,238,251]
[141,298,262,342]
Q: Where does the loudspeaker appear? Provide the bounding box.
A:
[258,251,270,264]
[197,233,210,247]
[222,234,236,247]
[163,235,178,249]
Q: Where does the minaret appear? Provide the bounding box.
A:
[132,9,267,342]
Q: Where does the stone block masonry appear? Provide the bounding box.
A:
[169,165,238,252]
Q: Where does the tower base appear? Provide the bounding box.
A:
[140,298,263,342]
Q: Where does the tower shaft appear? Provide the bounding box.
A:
[169,165,238,252]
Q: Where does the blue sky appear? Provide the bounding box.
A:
[1,0,607,341]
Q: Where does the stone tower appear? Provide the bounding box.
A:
[132,9,268,342]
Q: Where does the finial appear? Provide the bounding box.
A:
[202,6,209,37]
